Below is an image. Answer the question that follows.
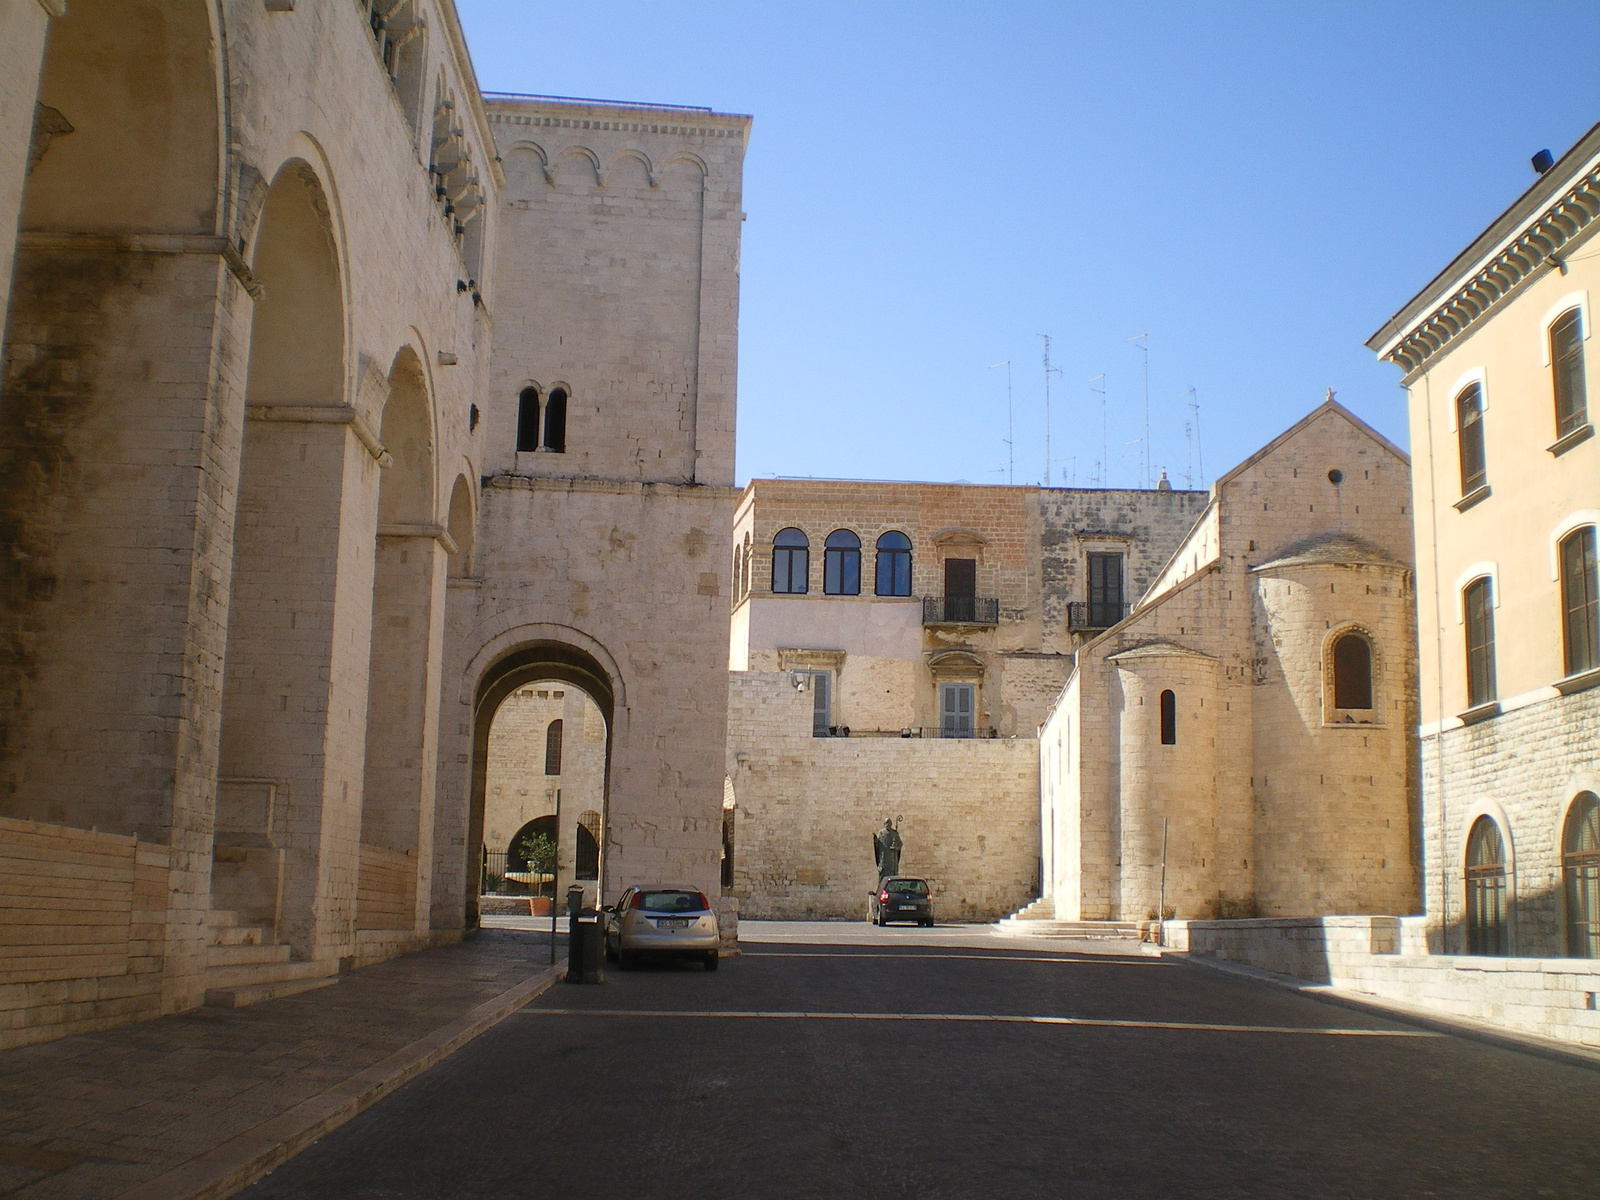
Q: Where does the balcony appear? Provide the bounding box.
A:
[1066,600,1130,632]
[922,596,1000,627]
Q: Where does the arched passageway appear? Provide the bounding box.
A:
[0,0,223,838]
[215,159,358,957]
[468,644,615,926]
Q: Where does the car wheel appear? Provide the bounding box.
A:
[703,951,719,972]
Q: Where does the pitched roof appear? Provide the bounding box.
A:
[1211,399,1408,495]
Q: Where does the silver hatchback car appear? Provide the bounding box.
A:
[603,887,720,971]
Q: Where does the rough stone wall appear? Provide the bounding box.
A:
[1420,688,1600,957]
[1040,404,1420,923]
[727,672,1039,921]
[0,0,48,318]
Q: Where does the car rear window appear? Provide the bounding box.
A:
[886,879,929,895]
[633,890,710,913]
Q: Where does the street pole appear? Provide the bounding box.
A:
[1159,816,1169,942]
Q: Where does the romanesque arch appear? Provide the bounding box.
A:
[216,158,358,957]
[356,346,443,937]
[0,0,225,838]
[466,641,618,926]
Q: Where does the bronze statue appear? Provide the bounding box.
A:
[873,818,903,880]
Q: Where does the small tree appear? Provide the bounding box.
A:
[515,831,558,897]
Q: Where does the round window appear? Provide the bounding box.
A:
[1327,469,1344,484]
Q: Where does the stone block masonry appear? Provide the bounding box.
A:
[727,672,1039,921]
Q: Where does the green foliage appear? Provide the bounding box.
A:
[516,831,557,875]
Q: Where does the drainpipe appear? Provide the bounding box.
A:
[1420,372,1451,952]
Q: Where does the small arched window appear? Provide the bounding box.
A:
[542,387,567,453]
[824,530,861,595]
[1463,576,1496,707]
[1456,383,1487,496]
[733,545,743,600]
[1332,633,1373,709]
[1562,792,1600,958]
[742,534,752,599]
[772,528,809,594]
[1560,526,1599,676]
[1158,689,1176,745]
[1464,816,1508,956]
[1550,308,1588,440]
[516,387,540,452]
[544,718,563,775]
[875,531,912,597]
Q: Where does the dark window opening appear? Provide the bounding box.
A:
[516,387,540,452]
[944,558,976,621]
[772,528,809,594]
[721,809,735,889]
[1088,552,1125,627]
[544,718,563,775]
[875,531,912,597]
[1552,308,1588,439]
[1332,634,1373,709]
[1159,689,1176,745]
[1464,576,1496,707]
[574,814,600,880]
[824,530,861,595]
[1564,792,1600,958]
[1457,383,1486,496]
[542,387,567,453]
[1561,527,1599,676]
[1465,816,1508,956]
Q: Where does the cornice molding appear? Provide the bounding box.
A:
[1374,162,1600,377]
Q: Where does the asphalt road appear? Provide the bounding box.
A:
[238,926,1600,1199]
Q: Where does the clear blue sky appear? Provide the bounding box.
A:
[457,1,1600,489]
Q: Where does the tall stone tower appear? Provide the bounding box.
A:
[431,96,751,922]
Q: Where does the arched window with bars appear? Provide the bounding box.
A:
[1563,792,1600,958]
[1465,816,1508,956]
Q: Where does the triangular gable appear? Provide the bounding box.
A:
[1212,400,1408,495]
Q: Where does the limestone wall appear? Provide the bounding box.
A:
[727,672,1039,921]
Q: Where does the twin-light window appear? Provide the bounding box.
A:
[516,387,567,454]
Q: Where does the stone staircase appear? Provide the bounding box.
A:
[994,898,1141,940]
[203,911,339,1009]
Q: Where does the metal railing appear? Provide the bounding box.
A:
[922,596,1000,626]
[1066,600,1130,631]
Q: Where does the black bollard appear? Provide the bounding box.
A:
[565,885,603,984]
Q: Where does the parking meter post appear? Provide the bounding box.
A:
[565,885,587,983]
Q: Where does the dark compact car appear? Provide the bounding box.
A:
[868,877,934,926]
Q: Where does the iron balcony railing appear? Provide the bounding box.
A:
[1066,600,1130,631]
[922,596,1000,626]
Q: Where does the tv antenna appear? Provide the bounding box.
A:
[1128,333,1149,487]
[1089,374,1107,487]
[1184,386,1204,489]
[1040,334,1061,487]
[990,361,1013,485]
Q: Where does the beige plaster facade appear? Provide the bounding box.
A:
[1367,119,1600,957]
[1039,402,1420,922]
[0,3,747,1048]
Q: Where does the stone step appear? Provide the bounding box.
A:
[202,957,332,994]
[206,941,293,969]
[994,919,1141,940]
[1008,898,1056,921]
[203,974,339,1010]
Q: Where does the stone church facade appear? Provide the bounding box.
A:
[0,1,746,1048]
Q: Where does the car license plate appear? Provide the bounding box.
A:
[895,904,916,910]
[656,918,691,929]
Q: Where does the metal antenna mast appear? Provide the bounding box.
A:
[1089,374,1106,487]
[1186,386,1204,489]
[990,361,1013,485]
[1040,334,1061,487]
[1128,333,1149,487]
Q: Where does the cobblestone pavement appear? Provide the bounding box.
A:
[238,921,1600,1200]
[0,923,562,1200]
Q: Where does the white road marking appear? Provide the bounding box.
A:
[520,1009,1441,1037]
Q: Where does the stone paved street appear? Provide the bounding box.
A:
[237,922,1600,1200]
[0,923,564,1200]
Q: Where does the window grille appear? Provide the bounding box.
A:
[1456,383,1487,496]
[1464,576,1496,707]
[1561,527,1599,676]
[1563,793,1600,958]
[1464,816,1508,956]
[771,528,809,594]
[1551,308,1588,440]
